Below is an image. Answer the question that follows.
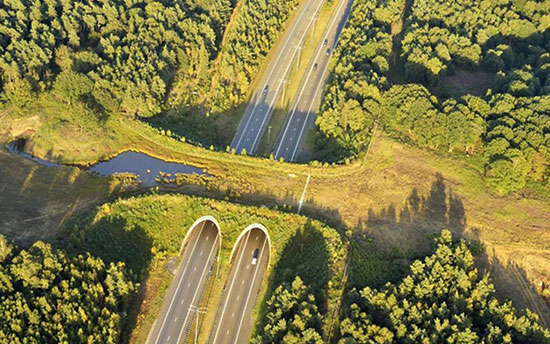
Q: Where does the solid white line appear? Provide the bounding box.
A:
[233,237,268,344]
[234,0,319,152]
[153,221,206,344]
[175,234,220,344]
[249,0,328,154]
[211,231,252,344]
[276,0,348,160]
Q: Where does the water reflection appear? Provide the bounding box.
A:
[89,151,207,186]
[7,139,207,187]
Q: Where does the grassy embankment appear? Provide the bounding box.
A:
[2,114,549,329]
[59,194,347,343]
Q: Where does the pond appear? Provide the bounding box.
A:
[7,139,208,186]
[88,151,207,186]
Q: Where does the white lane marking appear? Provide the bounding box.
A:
[237,295,240,301]
[256,236,258,240]
[232,312,235,318]
[246,0,327,154]
[174,317,178,323]
[233,0,323,152]
[242,279,245,284]
[180,299,185,305]
[246,265,250,270]
[175,234,220,344]
[291,0,351,161]
[206,236,209,241]
[275,0,349,160]
[212,231,252,344]
[200,251,203,256]
[153,221,206,344]
[234,237,268,344]
[194,266,197,272]
[226,330,230,335]
[167,336,170,341]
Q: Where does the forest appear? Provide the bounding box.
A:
[338,230,550,343]
[0,0,234,116]
[317,0,550,195]
[0,234,135,343]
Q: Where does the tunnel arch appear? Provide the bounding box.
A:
[229,223,272,267]
[179,215,222,266]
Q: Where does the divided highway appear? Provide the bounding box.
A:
[274,0,353,162]
[147,220,220,344]
[230,0,328,155]
[209,228,269,344]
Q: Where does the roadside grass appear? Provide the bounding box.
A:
[256,0,340,156]
[59,194,347,343]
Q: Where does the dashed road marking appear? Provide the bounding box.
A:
[174,317,178,323]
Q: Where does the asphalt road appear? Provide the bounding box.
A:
[230,0,328,156]
[147,220,220,344]
[209,228,269,344]
[273,0,353,162]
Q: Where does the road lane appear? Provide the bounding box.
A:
[210,228,269,344]
[230,0,328,155]
[274,0,353,162]
[148,220,220,344]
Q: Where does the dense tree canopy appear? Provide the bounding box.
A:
[0,0,232,116]
[253,276,325,344]
[316,0,550,194]
[0,235,135,343]
[339,230,550,343]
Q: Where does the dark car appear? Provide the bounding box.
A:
[326,48,330,56]
[323,38,328,46]
[313,63,318,71]
[252,248,259,265]
[263,85,268,96]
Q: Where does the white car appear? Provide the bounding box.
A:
[251,248,259,265]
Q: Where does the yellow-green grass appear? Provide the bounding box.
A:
[256,0,340,156]
[62,194,347,343]
[2,102,550,327]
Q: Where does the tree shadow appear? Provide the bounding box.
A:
[356,172,550,330]
[254,219,331,336]
[62,215,154,343]
[362,172,467,257]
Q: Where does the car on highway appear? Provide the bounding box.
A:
[313,63,318,71]
[263,85,269,96]
[323,38,328,46]
[326,48,330,56]
[251,248,259,265]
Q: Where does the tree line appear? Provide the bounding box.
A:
[315,0,550,195]
[209,0,299,112]
[0,234,135,343]
[338,230,550,343]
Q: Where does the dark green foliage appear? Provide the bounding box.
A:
[0,0,233,116]
[338,230,550,343]
[0,235,135,344]
[253,277,325,344]
[317,0,550,195]
[315,0,403,162]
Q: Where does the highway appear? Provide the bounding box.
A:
[209,228,269,344]
[274,0,353,162]
[230,0,328,155]
[147,220,220,344]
